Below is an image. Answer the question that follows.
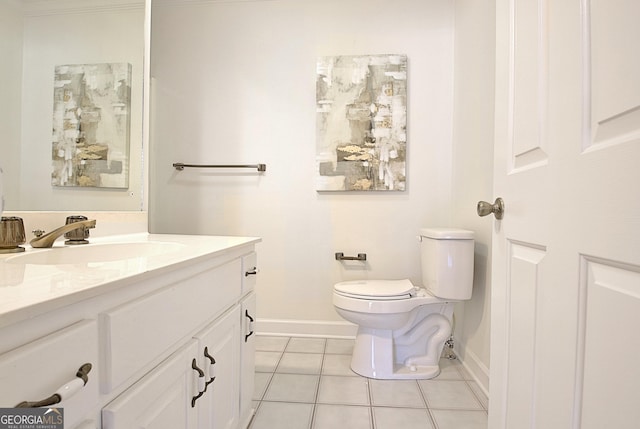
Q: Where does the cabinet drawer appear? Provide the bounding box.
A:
[242,252,258,295]
[0,320,99,429]
[101,259,241,393]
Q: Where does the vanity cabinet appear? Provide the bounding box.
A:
[0,237,259,429]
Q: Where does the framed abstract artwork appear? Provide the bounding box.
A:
[51,63,131,188]
[316,54,407,191]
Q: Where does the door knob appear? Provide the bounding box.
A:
[477,197,504,220]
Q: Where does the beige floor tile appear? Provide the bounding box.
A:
[286,337,326,353]
[317,375,369,406]
[250,401,314,429]
[255,335,290,352]
[264,373,319,403]
[430,409,488,429]
[370,379,426,408]
[312,404,371,429]
[277,353,324,375]
[372,407,435,429]
[321,354,356,376]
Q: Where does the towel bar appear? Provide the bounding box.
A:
[335,252,367,261]
[173,163,266,172]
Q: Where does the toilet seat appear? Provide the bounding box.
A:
[334,279,415,300]
[333,280,448,315]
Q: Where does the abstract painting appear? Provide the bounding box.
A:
[51,63,131,188]
[316,54,407,191]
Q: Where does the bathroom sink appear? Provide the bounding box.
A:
[4,241,185,265]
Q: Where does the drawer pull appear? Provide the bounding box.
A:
[245,268,258,276]
[245,310,255,342]
[15,363,92,408]
[204,347,216,387]
[191,359,206,407]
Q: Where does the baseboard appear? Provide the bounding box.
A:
[256,318,358,339]
[457,344,490,396]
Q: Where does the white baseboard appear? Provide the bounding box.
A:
[457,344,490,396]
[256,318,357,339]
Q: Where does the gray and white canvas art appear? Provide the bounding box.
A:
[316,54,407,191]
[51,63,131,188]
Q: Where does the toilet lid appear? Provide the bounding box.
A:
[334,279,415,300]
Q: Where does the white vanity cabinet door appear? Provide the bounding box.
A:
[102,340,199,429]
[240,291,257,428]
[0,320,99,429]
[194,306,241,429]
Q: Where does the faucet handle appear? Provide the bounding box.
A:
[0,217,26,253]
[65,216,93,244]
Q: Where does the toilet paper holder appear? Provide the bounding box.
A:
[335,252,367,261]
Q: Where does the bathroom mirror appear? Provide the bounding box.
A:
[0,0,146,211]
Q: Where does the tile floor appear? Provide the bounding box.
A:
[249,336,488,429]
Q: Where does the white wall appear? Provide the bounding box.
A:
[0,0,24,207]
[451,0,496,393]
[6,2,145,211]
[150,0,456,330]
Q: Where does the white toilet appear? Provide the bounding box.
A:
[332,228,474,379]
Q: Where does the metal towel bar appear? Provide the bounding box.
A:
[335,252,367,261]
[173,163,266,172]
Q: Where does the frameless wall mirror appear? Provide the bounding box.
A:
[0,0,146,211]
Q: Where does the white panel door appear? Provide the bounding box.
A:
[489,0,640,428]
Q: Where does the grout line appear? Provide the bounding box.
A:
[464,379,486,410]
[417,377,431,408]
[426,407,440,429]
[309,349,326,429]
[416,379,440,429]
[414,379,428,409]
[258,337,289,403]
[252,338,485,429]
[368,381,375,429]
[464,379,489,411]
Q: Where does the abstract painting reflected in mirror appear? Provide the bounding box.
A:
[316,54,407,191]
[51,63,131,188]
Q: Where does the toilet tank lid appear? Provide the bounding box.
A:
[334,279,415,298]
[420,228,474,240]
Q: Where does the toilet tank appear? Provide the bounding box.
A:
[420,228,474,300]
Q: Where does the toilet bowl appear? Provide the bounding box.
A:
[332,228,474,380]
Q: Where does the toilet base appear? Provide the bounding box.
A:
[350,362,441,380]
[349,326,444,380]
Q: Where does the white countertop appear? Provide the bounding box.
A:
[0,233,260,328]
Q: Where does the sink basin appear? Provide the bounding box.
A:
[4,242,185,265]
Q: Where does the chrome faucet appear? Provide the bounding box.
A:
[30,219,96,248]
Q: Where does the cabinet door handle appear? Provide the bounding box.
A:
[245,267,259,276]
[245,310,255,342]
[191,359,206,407]
[203,347,216,387]
[15,363,92,408]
